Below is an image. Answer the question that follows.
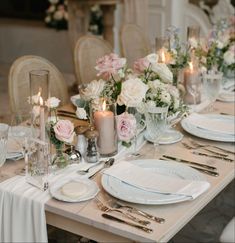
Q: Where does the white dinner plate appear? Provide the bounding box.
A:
[50,177,99,202]
[101,159,205,205]
[181,114,235,142]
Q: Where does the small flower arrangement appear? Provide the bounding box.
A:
[46,97,75,168]
[45,0,68,30]
[195,16,235,74]
[133,53,187,116]
[165,26,190,85]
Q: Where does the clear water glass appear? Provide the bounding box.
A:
[0,123,9,173]
[186,77,202,106]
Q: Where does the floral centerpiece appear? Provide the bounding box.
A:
[75,52,187,147]
[195,16,235,75]
[46,97,75,168]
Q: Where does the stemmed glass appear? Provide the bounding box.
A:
[127,107,145,157]
[186,76,202,108]
[145,106,168,155]
[203,70,222,111]
[0,123,9,179]
[10,111,33,175]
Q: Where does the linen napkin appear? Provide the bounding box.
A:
[0,176,50,243]
[186,113,234,135]
[103,161,210,199]
[0,164,95,243]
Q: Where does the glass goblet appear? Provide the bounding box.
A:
[145,106,168,156]
[186,76,202,108]
[203,71,222,111]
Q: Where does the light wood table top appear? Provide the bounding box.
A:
[2,101,235,242]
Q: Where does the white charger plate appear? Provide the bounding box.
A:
[50,177,99,202]
[217,91,235,102]
[181,114,235,142]
[101,159,205,205]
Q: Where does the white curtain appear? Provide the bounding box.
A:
[124,0,149,35]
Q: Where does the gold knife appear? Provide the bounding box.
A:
[102,213,153,233]
[161,157,219,177]
[162,155,217,170]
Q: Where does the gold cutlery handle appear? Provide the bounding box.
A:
[129,208,165,224]
[162,155,217,171]
[193,152,234,162]
[210,145,235,155]
[116,210,150,226]
[189,165,219,177]
[102,214,153,233]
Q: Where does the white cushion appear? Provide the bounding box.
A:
[220,217,235,243]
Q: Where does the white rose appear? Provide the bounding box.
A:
[45,97,61,108]
[80,79,105,101]
[53,10,64,20]
[224,50,235,65]
[76,107,87,120]
[160,91,171,105]
[151,63,173,83]
[117,78,148,107]
[146,53,158,64]
[167,85,179,98]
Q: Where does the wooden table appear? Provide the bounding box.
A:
[2,101,234,242]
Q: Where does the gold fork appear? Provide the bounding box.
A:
[182,142,228,157]
[95,198,150,226]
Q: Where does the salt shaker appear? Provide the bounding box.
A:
[84,126,100,163]
[75,125,88,157]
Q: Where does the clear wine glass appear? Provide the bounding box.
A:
[10,111,33,174]
[0,123,9,179]
[186,77,202,108]
[203,71,222,111]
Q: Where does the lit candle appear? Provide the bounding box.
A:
[39,95,45,141]
[94,100,116,155]
[159,48,166,63]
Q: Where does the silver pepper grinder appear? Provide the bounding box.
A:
[75,125,88,157]
[84,126,100,163]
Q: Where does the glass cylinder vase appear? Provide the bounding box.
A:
[91,98,118,157]
[29,70,50,141]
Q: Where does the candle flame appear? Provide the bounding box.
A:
[102,100,106,111]
[189,62,193,71]
[161,50,166,63]
[37,90,43,106]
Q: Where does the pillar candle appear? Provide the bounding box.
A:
[39,96,45,141]
[94,109,116,155]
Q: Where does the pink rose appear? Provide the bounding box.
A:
[95,53,126,79]
[54,120,75,143]
[133,57,150,73]
[116,112,137,142]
